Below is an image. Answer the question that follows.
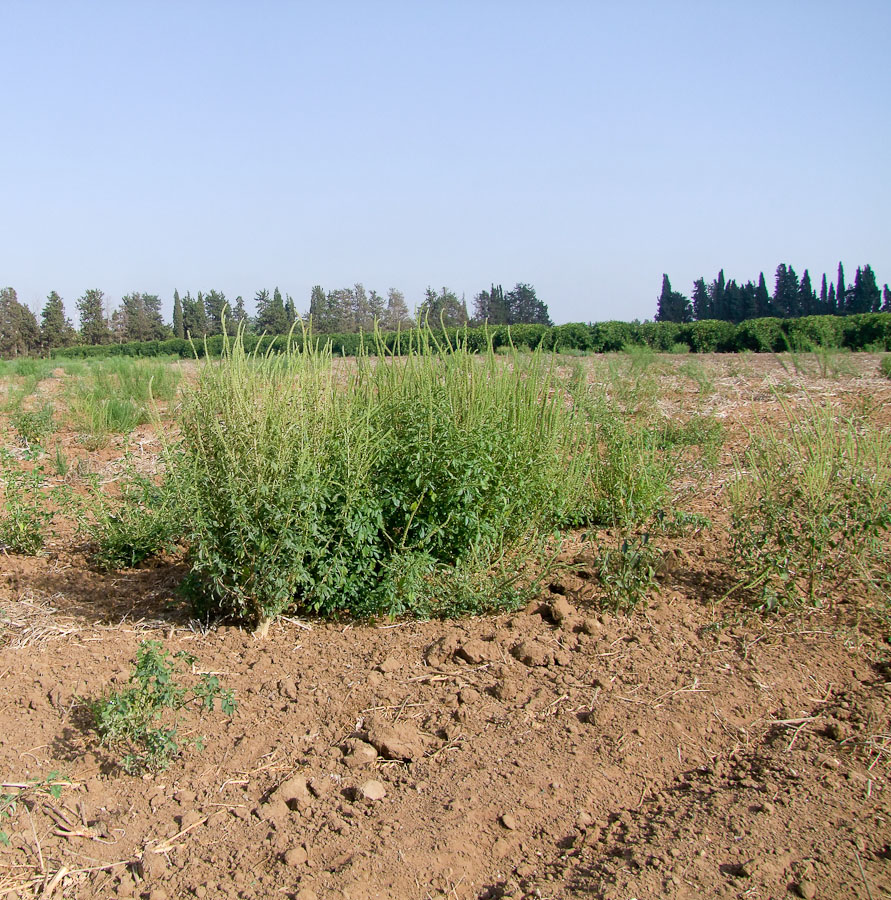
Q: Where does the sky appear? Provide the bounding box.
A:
[2,1,889,327]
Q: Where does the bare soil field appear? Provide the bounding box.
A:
[1,352,890,900]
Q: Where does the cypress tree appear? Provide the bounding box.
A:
[709,270,726,320]
[819,274,828,316]
[837,262,847,314]
[655,274,673,322]
[351,284,372,331]
[255,288,289,334]
[655,275,691,323]
[691,278,710,320]
[799,270,815,317]
[883,284,891,313]
[851,265,880,314]
[755,273,771,317]
[740,281,758,321]
[173,289,184,339]
[418,287,468,327]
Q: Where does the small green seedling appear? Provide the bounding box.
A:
[88,640,236,774]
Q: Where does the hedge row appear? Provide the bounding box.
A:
[50,313,891,360]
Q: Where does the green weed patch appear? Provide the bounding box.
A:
[172,327,594,628]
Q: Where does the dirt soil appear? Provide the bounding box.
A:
[1,353,890,900]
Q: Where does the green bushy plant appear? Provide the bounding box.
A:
[728,401,891,609]
[0,453,54,554]
[688,320,737,353]
[880,355,891,380]
[88,640,236,774]
[172,326,592,629]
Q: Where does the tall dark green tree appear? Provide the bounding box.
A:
[284,294,298,329]
[709,270,727,320]
[691,278,711,320]
[505,283,552,325]
[39,291,75,351]
[473,284,509,325]
[755,273,771,317]
[76,289,110,345]
[798,270,816,317]
[325,288,355,332]
[883,284,891,313]
[837,262,847,314]
[655,274,692,323]
[367,289,386,325]
[351,284,373,331]
[182,292,208,337]
[828,283,837,314]
[0,288,40,356]
[818,274,828,316]
[772,264,800,317]
[204,290,228,335]
[418,287,468,327]
[173,289,184,339]
[308,285,328,331]
[255,287,289,334]
[119,292,167,342]
[850,265,881,314]
[231,296,249,331]
[740,280,759,321]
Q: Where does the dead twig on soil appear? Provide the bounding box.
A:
[152,814,208,854]
[854,847,875,900]
[39,865,67,899]
[786,719,816,751]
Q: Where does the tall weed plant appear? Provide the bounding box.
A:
[172,327,592,628]
[728,400,891,609]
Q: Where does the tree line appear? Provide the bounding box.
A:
[0,282,550,356]
[655,262,891,323]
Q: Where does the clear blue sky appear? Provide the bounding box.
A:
[2,1,889,326]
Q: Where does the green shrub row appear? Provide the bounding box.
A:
[47,313,891,361]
